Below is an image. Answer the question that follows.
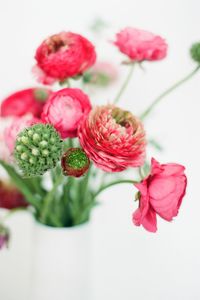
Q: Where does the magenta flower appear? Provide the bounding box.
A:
[1,88,52,118]
[133,158,187,232]
[114,27,167,62]
[78,105,146,172]
[41,88,92,138]
[35,31,96,81]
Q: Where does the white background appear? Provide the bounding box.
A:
[0,0,200,299]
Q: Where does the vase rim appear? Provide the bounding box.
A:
[33,218,90,231]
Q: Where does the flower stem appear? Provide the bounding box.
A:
[93,179,138,199]
[140,65,200,120]
[40,173,63,224]
[113,63,135,104]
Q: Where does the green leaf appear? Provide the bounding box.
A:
[0,159,40,209]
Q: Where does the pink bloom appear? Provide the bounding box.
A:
[4,115,40,153]
[1,88,52,118]
[35,32,96,81]
[78,105,146,172]
[84,61,118,86]
[114,27,167,62]
[133,158,187,232]
[32,65,56,85]
[0,118,12,162]
[41,88,92,138]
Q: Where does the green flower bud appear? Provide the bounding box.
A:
[14,124,63,177]
[21,136,29,145]
[21,153,28,160]
[190,42,200,63]
[61,148,90,177]
[32,133,40,142]
[28,130,34,137]
[40,140,48,148]
[32,148,40,156]
[34,88,49,102]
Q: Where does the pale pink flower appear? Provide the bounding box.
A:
[4,115,39,153]
[133,158,187,232]
[114,27,167,61]
[84,61,118,86]
[0,118,13,162]
[41,88,92,138]
[78,105,146,172]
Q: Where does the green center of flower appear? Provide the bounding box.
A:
[111,107,134,128]
[34,89,49,102]
[67,149,89,170]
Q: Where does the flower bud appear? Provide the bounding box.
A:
[14,124,63,177]
[190,42,200,63]
[61,148,90,177]
[0,224,10,250]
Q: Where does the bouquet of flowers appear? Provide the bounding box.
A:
[0,27,199,249]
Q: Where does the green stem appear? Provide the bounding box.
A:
[40,173,63,224]
[93,179,138,199]
[113,63,135,104]
[140,65,200,120]
[82,167,91,201]
[68,138,74,148]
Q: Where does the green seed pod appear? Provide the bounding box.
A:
[14,124,63,177]
[61,148,90,177]
[190,42,200,63]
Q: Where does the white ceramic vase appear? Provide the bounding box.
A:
[30,221,91,300]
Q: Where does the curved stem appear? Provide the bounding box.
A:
[93,179,138,199]
[113,63,135,104]
[140,65,200,120]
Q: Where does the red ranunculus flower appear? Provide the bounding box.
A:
[35,31,96,81]
[0,88,52,118]
[0,181,28,209]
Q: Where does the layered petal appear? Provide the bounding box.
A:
[132,158,187,232]
[41,88,91,138]
[114,27,167,62]
[78,105,146,172]
[35,31,96,81]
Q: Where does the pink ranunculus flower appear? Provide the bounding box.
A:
[0,88,52,118]
[133,158,187,232]
[35,32,96,81]
[41,88,92,138]
[0,118,13,162]
[78,105,146,172]
[114,27,167,62]
[4,114,40,153]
